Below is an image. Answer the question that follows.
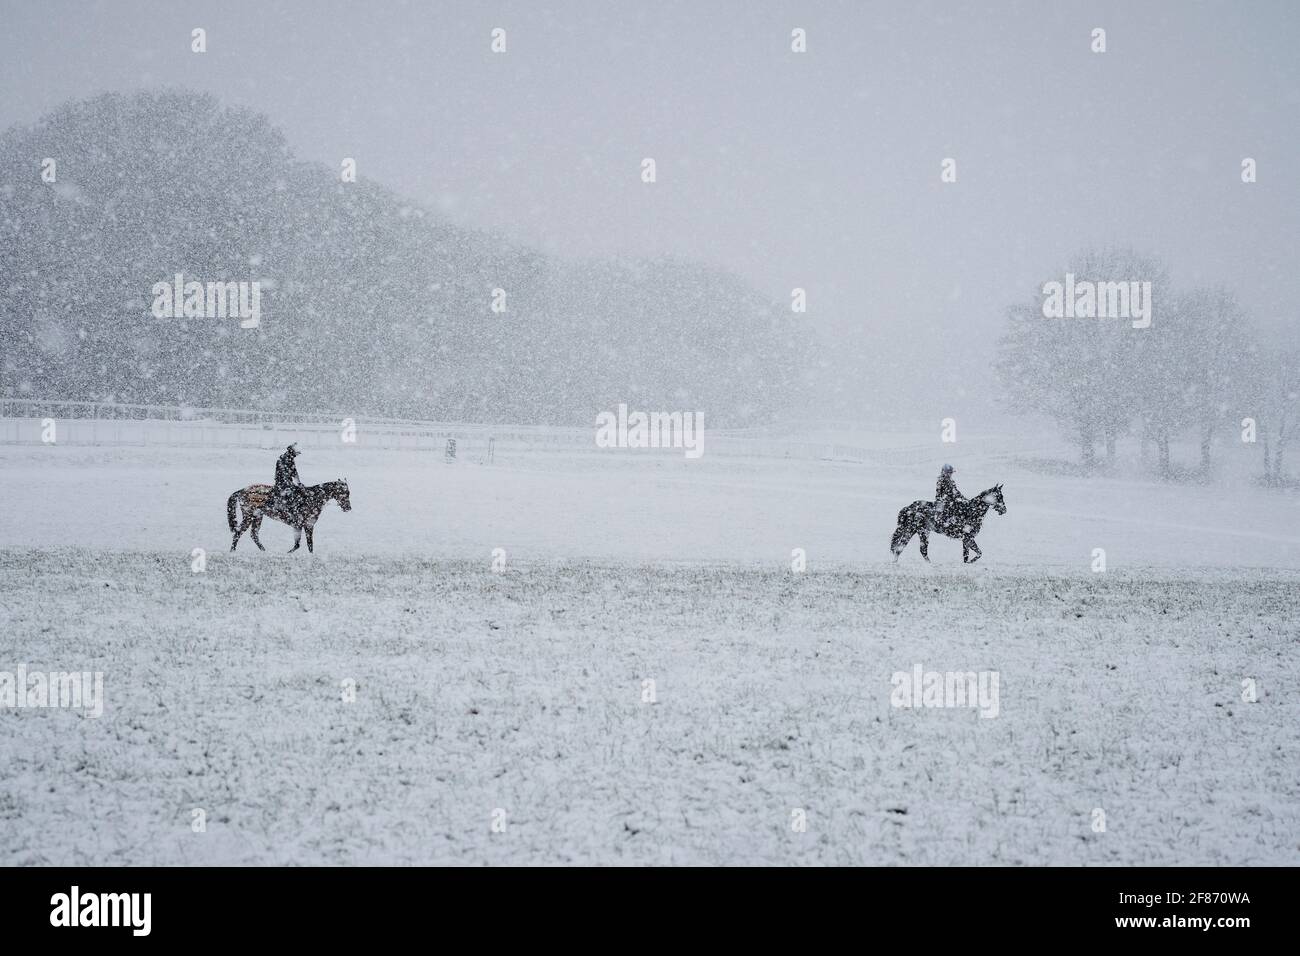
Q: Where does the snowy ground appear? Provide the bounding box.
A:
[2,432,1298,864]
[2,433,1297,569]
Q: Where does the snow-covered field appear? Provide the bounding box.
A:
[2,431,1298,864]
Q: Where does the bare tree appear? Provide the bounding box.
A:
[1248,348,1300,484]
[997,248,1168,468]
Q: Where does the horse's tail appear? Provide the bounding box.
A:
[883,520,915,556]
[891,506,914,554]
[227,490,242,532]
[891,501,930,555]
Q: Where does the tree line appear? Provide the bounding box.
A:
[997,248,1296,482]
[0,90,807,426]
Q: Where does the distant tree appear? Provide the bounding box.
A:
[1165,289,1252,471]
[997,248,1168,467]
[1245,347,1300,484]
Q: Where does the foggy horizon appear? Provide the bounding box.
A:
[5,0,1296,424]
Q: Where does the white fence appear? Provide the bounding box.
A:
[0,399,911,464]
[0,399,1034,469]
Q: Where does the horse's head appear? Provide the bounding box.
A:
[331,479,352,512]
[983,483,1007,515]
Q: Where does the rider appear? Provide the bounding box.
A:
[273,443,305,517]
[934,463,964,528]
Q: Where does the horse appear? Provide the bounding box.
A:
[227,480,351,553]
[890,484,1006,564]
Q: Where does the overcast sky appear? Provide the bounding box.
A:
[2,0,1297,413]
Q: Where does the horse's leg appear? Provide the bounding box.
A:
[289,526,301,553]
[231,522,242,551]
[967,537,982,564]
[251,517,266,551]
[305,524,314,554]
[919,527,929,562]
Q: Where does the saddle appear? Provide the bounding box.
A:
[931,497,965,532]
[268,483,306,522]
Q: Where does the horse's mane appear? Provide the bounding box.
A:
[305,478,346,490]
[315,479,349,498]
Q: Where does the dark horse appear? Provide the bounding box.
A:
[890,484,1006,564]
[227,480,351,553]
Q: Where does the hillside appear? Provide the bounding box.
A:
[0,90,807,424]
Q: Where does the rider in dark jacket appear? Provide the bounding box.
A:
[273,444,304,515]
[934,463,963,527]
